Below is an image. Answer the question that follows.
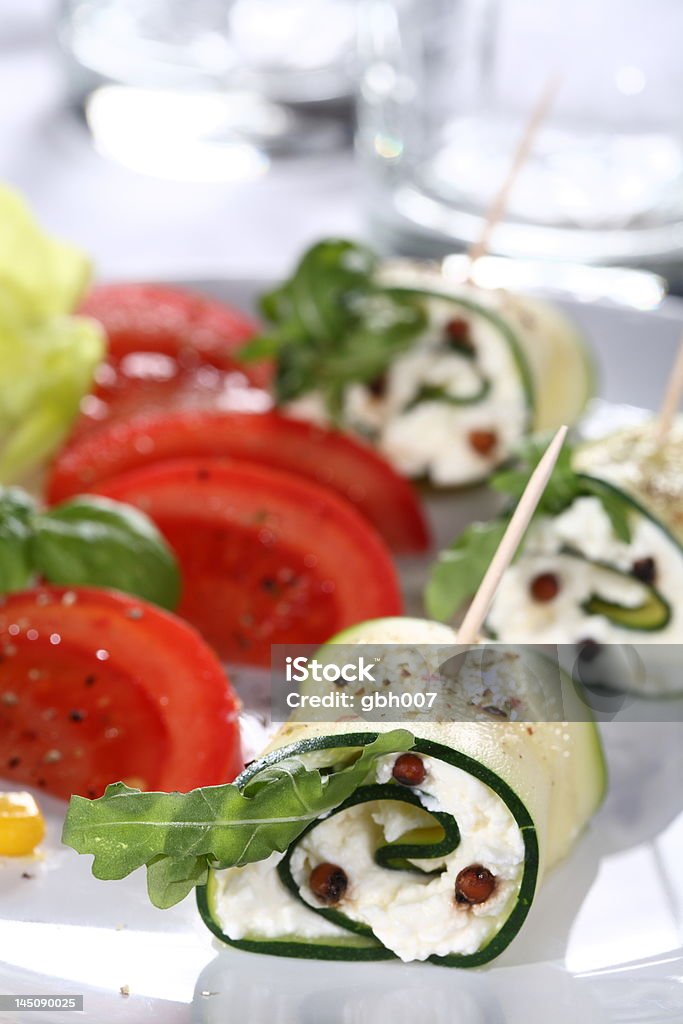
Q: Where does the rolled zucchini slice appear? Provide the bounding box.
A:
[483,483,683,695]
[282,252,594,487]
[199,618,605,965]
[574,417,683,544]
[200,724,604,965]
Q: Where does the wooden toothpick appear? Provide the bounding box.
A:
[457,425,568,644]
[656,337,683,444]
[467,74,561,268]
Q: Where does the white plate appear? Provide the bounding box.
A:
[2,285,683,1024]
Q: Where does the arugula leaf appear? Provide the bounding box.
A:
[426,438,634,620]
[425,520,507,621]
[31,496,180,610]
[62,730,414,909]
[0,487,181,609]
[240,239,427,419]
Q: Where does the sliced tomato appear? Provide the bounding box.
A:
[0,588,242,800]
[79,283,262,370]
[90,459,403,665]
[73,283,272,440]
[47,410,430,554]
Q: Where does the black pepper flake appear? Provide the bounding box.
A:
[69,709,86,722]
[632,557,656,584]
[7,756,20,769]
[577,638,601,663]
[21,872,34,880]
[36,778,46,788]
[84,675,96,686]
[367,372,388,398]
[260,577,279,593]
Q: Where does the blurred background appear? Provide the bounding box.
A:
[4,0,683,286]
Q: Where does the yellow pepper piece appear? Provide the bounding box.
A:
[0,792,46,856]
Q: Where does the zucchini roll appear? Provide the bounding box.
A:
[428,440,683,694]
[199,621,605,965]
[244,241,593,487]
[575,417,683,544]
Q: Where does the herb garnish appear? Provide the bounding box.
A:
[425,438,633,621]
[239,240,427,419]
[0,487,180,609]
[62,730,414,908]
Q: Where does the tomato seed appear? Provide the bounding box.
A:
[632,557,656,584]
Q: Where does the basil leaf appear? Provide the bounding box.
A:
[425,520,507,622]
[243,239,427,416]
[0,487,37,591]
[62,730,414,909]
[427,440,637,622]
[31,496,180,610]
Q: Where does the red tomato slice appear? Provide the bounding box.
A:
[90,459,403,665]
[0,588,242,800]
[48,410,430,554]
[74,283,272,440]
[80,283,262,370]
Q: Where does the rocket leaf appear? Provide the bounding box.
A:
[62,730,414,909]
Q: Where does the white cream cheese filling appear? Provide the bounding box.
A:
[286,292,529,486]
[487,495,683,646]
[212,753,525,962]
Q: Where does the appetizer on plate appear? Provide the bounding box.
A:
[427,439,683,694]
[63,617,605,966]
[239,239,594,486]
[574,416,683,543]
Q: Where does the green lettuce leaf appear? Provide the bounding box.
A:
[0,186,105,483]
[62,730,414,909]
[0,184,90,321]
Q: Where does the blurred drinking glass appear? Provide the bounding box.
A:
[60,0,358,180]
[357,0,683,270]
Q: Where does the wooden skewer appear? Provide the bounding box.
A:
[656,337,683,444]
[457,425,568,644]
[467,74,562,268]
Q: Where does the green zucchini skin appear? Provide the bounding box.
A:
[581,585,670,632]
[197,733,540,967]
